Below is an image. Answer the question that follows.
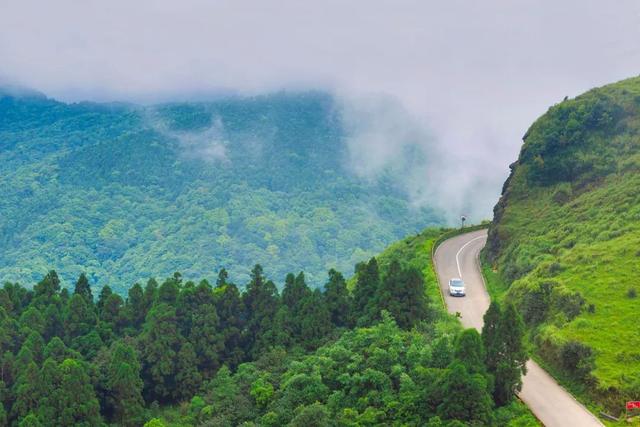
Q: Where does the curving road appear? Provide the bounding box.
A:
[433,229,603,427]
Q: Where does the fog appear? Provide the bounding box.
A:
[143,109,230,163]
[2,0,640,222]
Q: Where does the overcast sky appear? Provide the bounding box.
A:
[1,0,639,221]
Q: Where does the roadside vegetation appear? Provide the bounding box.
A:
[484,75,640,417]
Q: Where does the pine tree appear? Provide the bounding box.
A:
[282,272,312,310]
[374,260,400,321]
[453,329,486,376]
[297,289,332,350]
[96,285,113,314]
[281,272,315,344]
[140,303,182,402]
[176,280,214,338]
[71,330,104,360]
[63,294,97,342]
[21,333,44,366]
[14,347,34,378]
[11,361,41,421]
[143,279,158,311]
[43,304,64,342]
[482,301,527,405]
[374,261,429,329]
[73,274,93,305]
[36,358,61,423]
[323,269,352,328]
[100,293,124,331]
[481,301,502,374]
[493,303,527,405]
[175,342,202,401]
[124,283,146,331]
[56,359,102,426]
[0,307,18,355]
[431,336,453,369]
[106,342,145,427]
[158,276,180,305]
[242,265,280,358]
[18,308,46,337]
[33,271,60,303]
[353,258,380,325]
[437,363,493,425]
[43,338,69,363]
[395,266,429,328]
[216,269,229,288]
[214,283,245,369]
[189,303,223,376]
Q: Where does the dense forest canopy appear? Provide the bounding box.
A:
[0,90,442,293]
[0,227,530,426]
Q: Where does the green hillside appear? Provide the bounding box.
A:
[0,91,441,293]
[484,76,640,411]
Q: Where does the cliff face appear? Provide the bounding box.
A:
[483,76,640,408]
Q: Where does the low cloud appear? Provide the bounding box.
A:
[339,94,501,223]
[1,0,639,221]
[143,110,229,163]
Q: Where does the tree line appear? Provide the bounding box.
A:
[0,256,437,426]
[0,256,526,426]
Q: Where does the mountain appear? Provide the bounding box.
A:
[484,76,640,410]
[0,91,442,293]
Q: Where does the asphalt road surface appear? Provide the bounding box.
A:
[434,229,603,427]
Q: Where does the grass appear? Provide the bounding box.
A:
[481,263,510,303]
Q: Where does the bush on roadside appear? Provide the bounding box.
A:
[560,341,595,381]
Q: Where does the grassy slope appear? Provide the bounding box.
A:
[484,76,640,414]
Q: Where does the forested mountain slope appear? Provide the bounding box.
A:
[484,76,640,410]
[0,90,441,292]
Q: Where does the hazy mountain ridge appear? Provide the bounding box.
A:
[0,91,442,292]
[484,76,640,410]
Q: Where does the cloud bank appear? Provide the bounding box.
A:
[1,0,639,222]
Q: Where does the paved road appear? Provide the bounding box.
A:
[433,229,603,427]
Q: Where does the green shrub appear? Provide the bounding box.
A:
[552,183,573,204]
[547,262,564,275]
[520,286,550,326]
[560,341,595,380]
[627,288,637,298]
[551,286,584,321]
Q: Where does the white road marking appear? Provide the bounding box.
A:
[455,235,485,278]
